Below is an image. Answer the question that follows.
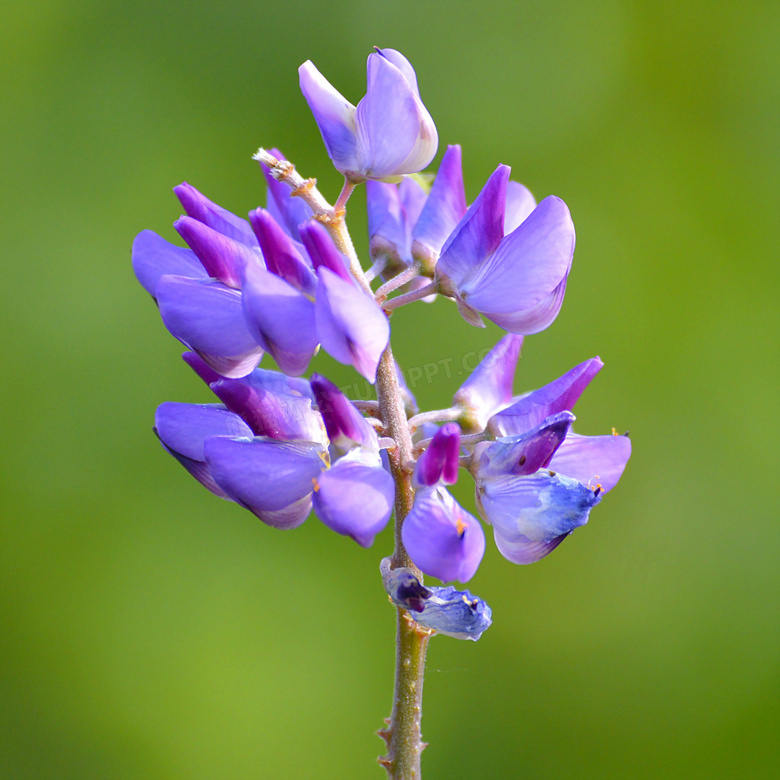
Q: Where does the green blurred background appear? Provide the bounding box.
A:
[2,1,778,777]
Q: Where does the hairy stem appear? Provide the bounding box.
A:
[257,151,429,777]
[383,281,438,311]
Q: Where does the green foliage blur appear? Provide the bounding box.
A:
[2,1,778,777]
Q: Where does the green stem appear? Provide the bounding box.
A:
[255,150,430,777]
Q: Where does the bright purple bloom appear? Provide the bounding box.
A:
[299,48,437,182]
[488,356,603,437]
[435,164,574,333]
[382,564,492,641]
[453,333,524,432]
[415,422,461,486]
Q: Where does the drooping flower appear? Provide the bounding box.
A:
[382,563,492,641]
[299,48,438,182]
[435,164,575,333]
[402,424,485,583]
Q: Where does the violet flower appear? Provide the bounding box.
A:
[299,48,437,182]
[435,164,574,333]
[402,424,485,583]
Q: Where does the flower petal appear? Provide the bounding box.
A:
[489,356,603,436]
[156,275,264,378]
[503,181,537,235]
[299,60,359,175]
[310,374,376,453]
[481,274,568,335]
[356,51,437,179]
[315,267,390,382]
[154,402,252,499]
[132,230,207,297]
[402,486,485,583]
[453,333,524,431]
[241,264,319,377]
[174,216,263,289]
[548,432,631,494]
[412,144,467,268]
[204,437,325,526]
[173,182,257,246]
[476,471,600,564]
[460,195,574,314]
[299,221,352,282]
[312,459,394,547]
[416,423,461,486]
[435,165,509,293]
[261,148,314,241]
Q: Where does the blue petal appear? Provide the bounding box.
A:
[477,470,601,564]
[173,182,257,247]
[548,432,632,494]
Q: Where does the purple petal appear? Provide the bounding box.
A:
[182,351,224,385]
[453,334,524,431]
[412,144,467,266]
[210,369,325,443]
[315,267,390,382]
[174,216,263,289]
[310,374,375,452]
[356,52,437,179]
[132,230,207,297]
[299,221,352,282]
[416,423,461,486]
[459,195,574,315]
[489,356,604,436]
[435,165,509,293]
[399,176,427,229]
[299,61,359,175]
[173,182,257,247]
[476,471,600,565]
[373,48,420,95]
[204,437,325,526]
[261,148,314,241]
[548,432,631,494]
[474,411,575,478]
[241,264,318,377]
[248,209,317,297]
[367,181,409,268]
[482,275,568,335]
[402,486,485,583]
[503,181,537,235]
[154,402,252,499]
[312,459,394,547]
[156,275,264,378]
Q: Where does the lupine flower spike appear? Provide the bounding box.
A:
[134,46,631,778]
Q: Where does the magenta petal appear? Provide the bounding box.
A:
[156,275,264,378]
[204,437,325,526]
[402,486,485,583]
[299,61,359,175]
[548,432,631,494]
[310,374,375,452]
[173,182,257,247]
[489,356,604,436]
[436,165,509,291]
[174,216,262,289]
[241,264,319,377]
[454,333,524,430]
[312,459,394,547]
[299,221,352,281]
[132,230,207,297]
[416,423,461,487]
[315,267,390,382]
[461,195,574,314]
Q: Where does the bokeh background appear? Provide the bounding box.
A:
[2,1,779,777]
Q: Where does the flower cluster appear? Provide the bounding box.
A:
[134,48,630,641]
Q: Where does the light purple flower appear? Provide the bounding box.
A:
[299,48,438,182]
[435,164,574,333]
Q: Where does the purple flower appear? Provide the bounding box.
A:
[299,48,437,182]
[473,406,630,565]
[402,425,485,583]
[435,164,574,333]
[382,564,492,641]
